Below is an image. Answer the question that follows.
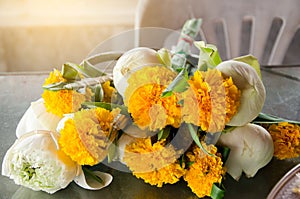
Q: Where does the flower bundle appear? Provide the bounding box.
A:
[2,18,300,198]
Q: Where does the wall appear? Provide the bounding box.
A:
[0,0,138,72]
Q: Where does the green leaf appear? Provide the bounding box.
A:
[82,167,103,185]
[82,102,129,116]
[61,63,81,81]
[157,48,172,67]
[42,82,69,91]
[161,67,190,97]
[187,123,214,157]
[91,84,104,102]
[62,75,113,90]
[161,91,173,98]
[79,61,106,77]
[157,126,171,141]
[252,112,300,124]
[222,126,236,134]
[210,183,225,199]
[107,142,117,163]
[218,146,230,164]
[65,62,105,78]
[194,41,222,71]
[233,54,262,79]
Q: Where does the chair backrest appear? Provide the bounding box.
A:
[135,0,300,65]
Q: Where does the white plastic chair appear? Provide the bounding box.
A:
[135,0,300,65]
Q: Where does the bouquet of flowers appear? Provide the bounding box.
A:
[2,18,300,199]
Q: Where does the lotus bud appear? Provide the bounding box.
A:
[113,47,162,97]
[216,60,266,126]
[218,123,274,180]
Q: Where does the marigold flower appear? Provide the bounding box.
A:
[42,69,92,117]
[101,81,117,103]
[58,108,120,165]
[123,138,185,187]
[182,69,240,132]
[124,66,181,131]
[184,143,225,198]
[266,122,300,160]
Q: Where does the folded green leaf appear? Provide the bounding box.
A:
[157,48,172,67]
[64,62,106,78]
[43,75,113,91]
[42,82,69,91]
[194,41,222,71]
[79,61,106,77]
[91,84,104,102]
[161,66,190,97]
[62,63,81,81]
[210,183,225,199]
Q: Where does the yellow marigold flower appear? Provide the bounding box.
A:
[42,90,87,117]
[267,122,300,160]
[102,81,117,103]
[58,119,98,165]
[124,66,181,131]
[123,138,185,187]
[44,69,66,85]
[182,69,240,132]
[184,143,225,198]
[42,70,92,117]
[58,108,119,165]
[124,66,176,105]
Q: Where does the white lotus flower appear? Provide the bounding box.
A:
[16,98,61,138]
[218,123,274,180]
[216,60,266,126]
[2,130,79,194]
[2,130,113,193]
[112,47,161,97]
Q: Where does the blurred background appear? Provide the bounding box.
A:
[1,0,299,73]
[0,0,138,72]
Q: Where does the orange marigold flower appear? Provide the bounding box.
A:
[42,90,87,117]
[267,122,300,160]
[123,138,185,187]
[42,69,92,117]
[58,108,120,165]
[184,143,225,198]
[58,118,98,165]
[124,66,181,131]
[182,69,240,132]
[44,69,66,85]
